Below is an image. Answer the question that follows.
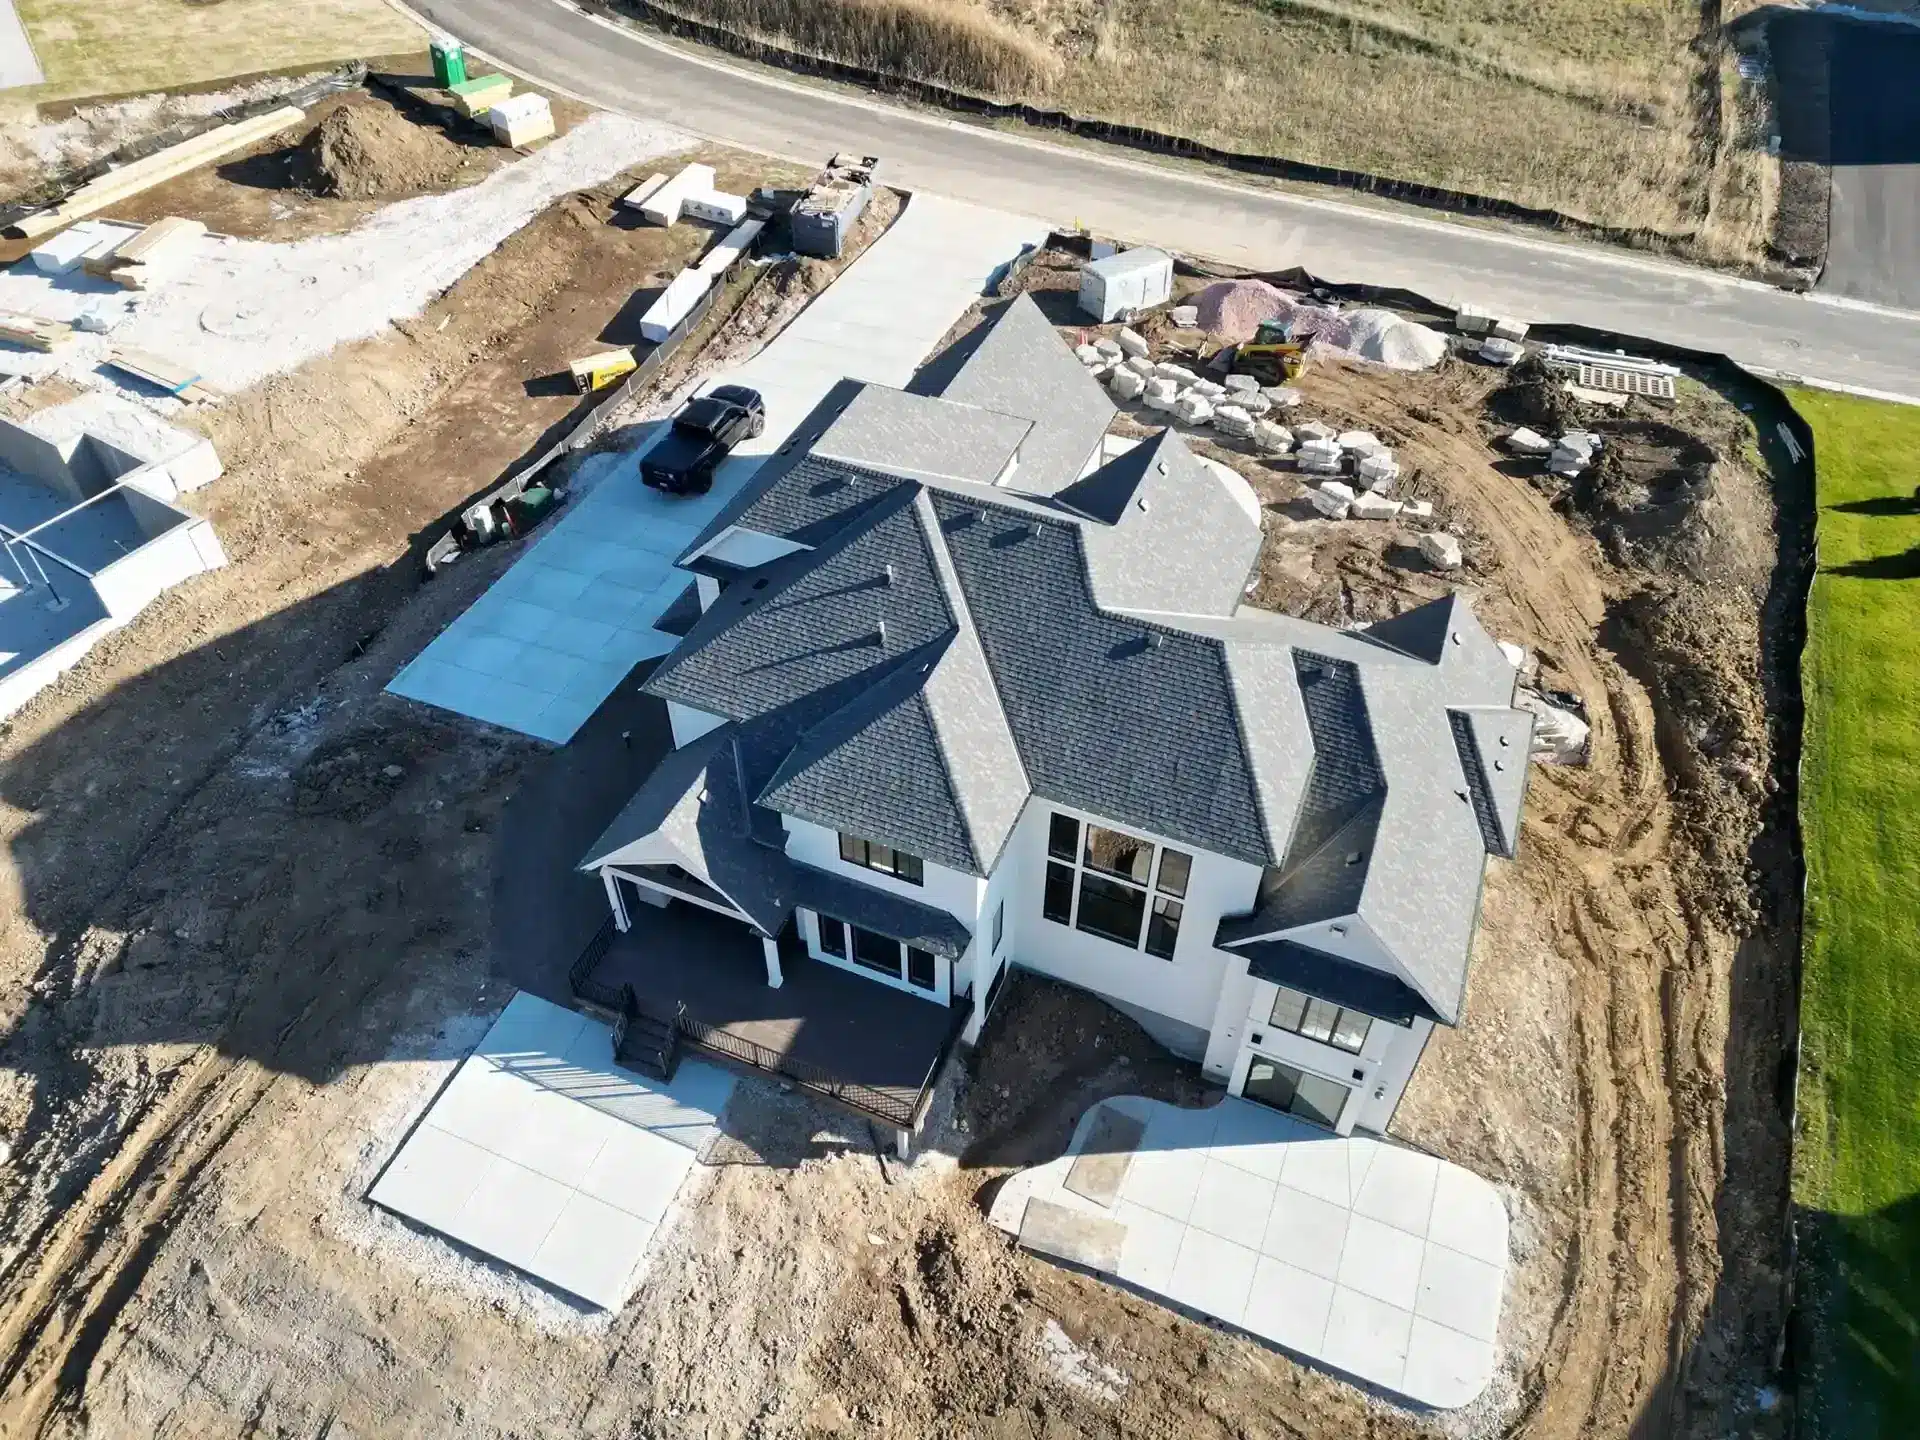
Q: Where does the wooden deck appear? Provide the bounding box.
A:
[580,898,959,1119]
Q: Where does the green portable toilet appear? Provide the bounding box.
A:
[430,35,467,88]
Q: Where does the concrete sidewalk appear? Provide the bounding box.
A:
[0,0,42,90]
[388,192,1048,743]
[990,1095,1511,1409]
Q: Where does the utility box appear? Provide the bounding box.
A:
[1078,248,1174,323]
[430,35,467,88]
[792,152,877,259]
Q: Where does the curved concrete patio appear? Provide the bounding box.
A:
[987,1095,1510,1409]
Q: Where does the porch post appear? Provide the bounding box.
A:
[895,1127,911,1160]
[761,934,784,989]
[601,869,630,933]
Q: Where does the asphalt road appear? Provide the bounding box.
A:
[417,0,1920,401]
[1821,18,1920,311]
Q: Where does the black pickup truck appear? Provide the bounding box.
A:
[641,385,766,495]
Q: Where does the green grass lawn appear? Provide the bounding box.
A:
[1789,388,1920,1437]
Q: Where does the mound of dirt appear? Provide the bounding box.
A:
[1487,355,1582,435]
[303,102,468,200]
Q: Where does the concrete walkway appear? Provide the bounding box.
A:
[988,1096,1510,1409]
[388,192,1047,743]
[0,0,41,90]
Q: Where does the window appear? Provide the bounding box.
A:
[818,915,848,958]
[839,832,923,885]
[1241,1057,1350,1130]
[819,913,943,995]
[992,900,1005,954]
[851,924,901,976]
[1269,986,1371,1054]
[1042,812,1190,962]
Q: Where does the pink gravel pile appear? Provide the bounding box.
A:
[1192,279,1298,342]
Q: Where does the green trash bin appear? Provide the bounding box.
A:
[430,36,467,88]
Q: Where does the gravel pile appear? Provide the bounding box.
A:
[1193,280,1446,371]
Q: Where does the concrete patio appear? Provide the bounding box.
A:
[370,992,733,1310]
[988,1095,1510,1408]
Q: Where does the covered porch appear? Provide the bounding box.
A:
[572,891,964,1134]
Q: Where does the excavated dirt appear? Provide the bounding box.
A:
[0,175,1804,1439]
[302,100,473,200]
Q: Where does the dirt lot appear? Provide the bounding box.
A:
[0,155,1806,1440]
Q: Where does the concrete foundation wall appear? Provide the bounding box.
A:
[89,516,225,621]
[0,418,80,504]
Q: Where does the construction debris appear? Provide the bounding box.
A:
[1222,373,1259,394]
[1264,387,1303,410]
[1403,499,1433,519]
[84,217,205,290]
[1122,355,1155,378]
[0,312,74,352]
[1109,368,1146,400]
[1142,377,1178,410]
[1419,531,1464,570]
[30,220,140,275]
[1151,362,1198,386]
[1540,343,1680,400]
[1490,317,1529,342]
[6,107,306,239]
[489,93,556,148]
[1116,326,1149,359]
[1516,690,1591,764]
[1169,304,1199,328]
[1172,391,1214,425]
[1506,427,1554,456]
[1480,337,1525,366]
[1356,453,1401,490]
[103,346,221,404]
[1455,306,1495,335]
[1251,420,1292,454]
[1295,437,1343,475]
[619,173,670,211]
[1212,404,1254,439]
[1335,429,1383,456]
[792,153,876,259]
[1294,420,1334,444]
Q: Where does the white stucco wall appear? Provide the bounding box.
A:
[997,798,1262,1042]
[667,699,726,748]
[782,815,987,927]
[1226,975,1431,1134]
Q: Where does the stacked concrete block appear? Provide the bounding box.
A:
[1295,437,1344,475]
[1480,337,1524,366]
[1336,430,1384,456]
[1419,532,1464,570]
[1094,338,1124,363]
[1264,387,1304,410]
[1294,420,1335,443]
[1222,374,1260,394]
[1549,430,1600,477]
[1172,391,1214,425]
[1076,343,1104,366]
[1212,404,1255,439]
[489,93,555,148]
[1309,481,1356,518]
[1506,427,1553,456]
[1252,421,1293,454]
[1110,368,1147,401]
[1117,327,1150,359]
[1123,355,1156,378]
[1456,306,1495,335]
[1352,491,1402,520]
[1153,362,1198,385]
[1189,379,1226,401]
[1143,377,1179,410]
[1491,317,1530,342]
[1238,391,1273,416]
[1356,452,1401,491]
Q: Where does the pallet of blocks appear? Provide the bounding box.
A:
[449,73,511,118]
[489,93,554,148]
[0,312,73,352]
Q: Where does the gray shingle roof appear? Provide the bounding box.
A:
[592,306,1535,1029]
[1240,937,1438,1027]
[912,292,1115,493]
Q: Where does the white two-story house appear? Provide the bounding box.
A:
[577,293,1531,1142]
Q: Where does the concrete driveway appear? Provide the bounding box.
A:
[387,192,1046,743]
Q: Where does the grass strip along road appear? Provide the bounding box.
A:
[1789,389,1920,1438]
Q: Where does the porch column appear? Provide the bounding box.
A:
[602,869,630,933]
[895,1127,911,1160]
[761,934,784,989]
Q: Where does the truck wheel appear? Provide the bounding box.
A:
[750,414,765,439]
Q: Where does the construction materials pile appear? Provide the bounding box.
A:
[1192,280,1446,370]
[1505,426,1604,478]
[306,103,468,199]
[791,153,876,259]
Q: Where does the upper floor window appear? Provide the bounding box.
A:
[839,832,924,886]
[1269,986,1371,1054]
[1042,813,1189,960]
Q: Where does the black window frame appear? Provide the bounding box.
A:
[1040,810,1190,962]
[851,924,903,978]
[838,831,925,886]
[906,946,937,991]
[818,913,848,958]
[1268,985,1372,1055]
[1074,870,1149,947]
[992,899,1005,954]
